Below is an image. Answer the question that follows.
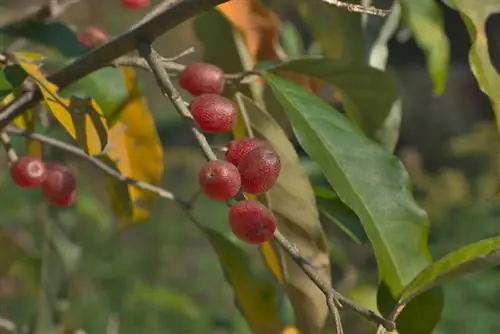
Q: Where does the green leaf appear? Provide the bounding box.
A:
[397,0,450,94]
[280,22,304,57]
[261,57,399,137]
[201,226,286,334]
[447,0,500,132]
[0,64,27,99]
[264,74,431,296]
[400,236,500,305]
[0,21,88,58]
[378,282,443,334]
[238,94,331,333]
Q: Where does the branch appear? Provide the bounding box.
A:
[137,42,395,332]
[321,0,391,16]
[0,0,229,130]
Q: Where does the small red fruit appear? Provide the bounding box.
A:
[199,160,241,201]
[225,138,267,166]
[41,163,77,208]
[189,94,236,133]
[229,201,276,244]
[10,156,46,188]
[179,63,225,96]
[121,0,150,10]
[77,26,108,48]
[238,146,281,194]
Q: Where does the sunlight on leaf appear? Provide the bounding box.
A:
[105,68,163,225]
[12,52,108,155]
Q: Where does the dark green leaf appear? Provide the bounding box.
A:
[261,57,399,137]
[0,64,27,99]
[264,74,431,296]
[397,0,450,94]
[378,282,443,334]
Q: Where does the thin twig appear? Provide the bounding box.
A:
[321,0,391,16]
[137,42,395,332]
[5,126,182,205]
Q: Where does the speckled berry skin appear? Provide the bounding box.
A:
[189,94,236,133]
[199,160,241,201]
[238,146,281,194]
[10,156,46,188]
[179,63,225,96]
[225,138,266,166]
[41,163,77,208]
[229,201,276,244]
[121,0,149,10]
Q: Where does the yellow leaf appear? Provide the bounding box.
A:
[12,53,108,156]
[202,226,286,334]
[238,93,331,334]
[105,68,164,225]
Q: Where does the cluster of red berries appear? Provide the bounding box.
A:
[179,63,281,245]
[10,157,77,208]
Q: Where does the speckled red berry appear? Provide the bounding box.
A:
[10,156,46,188]
[189,94,236,133]
[77,26,108,48]
[225,138,267,166]
[41,163,77,208]
[121,0,149,10]
[199,160,241,201]
[229,201,276,244]
[179,63,225,96]
[238,146,281,194]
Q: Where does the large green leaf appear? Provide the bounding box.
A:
[400,236,500,305]
[397,0,450,94]
[201,226,286,334]
[259,57,399,138]
[264,73,431,296]
[448,0,500,132]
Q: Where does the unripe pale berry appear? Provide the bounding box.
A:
[179,63,225,96]
[10,156,46,188]
[41,163,77,208]
[225,138,267,166]
[199,160,241,201]
[121,0,149,10]
[238,146,281,194]
[229,201,276,244]
[77,26,108,48]
[189,94,236,133]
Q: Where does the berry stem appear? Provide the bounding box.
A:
[136,43,395,332]
[0,131,18,165]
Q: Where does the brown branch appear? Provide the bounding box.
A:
[137,42,395,332]
[0,0,229,130]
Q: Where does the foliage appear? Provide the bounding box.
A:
[0,0,499,334]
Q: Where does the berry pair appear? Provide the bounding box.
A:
[10,157,77,208]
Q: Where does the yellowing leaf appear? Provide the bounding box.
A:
[12,52,108,156]
[238,93,331,334]
[105,68,164,224]
[202,226,286,334]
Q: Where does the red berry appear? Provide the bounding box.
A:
[10,156,46,188]
[179,63,225,96]
[41,163,77,208]
[189,94,236,133]
[229,201,276,244]
[199,160,241,201]
[77,26,108,48]
[238,146,281,194]
[225,138,267,166]
[121,0,150,10]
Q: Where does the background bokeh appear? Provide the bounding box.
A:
[1,0,500,333]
